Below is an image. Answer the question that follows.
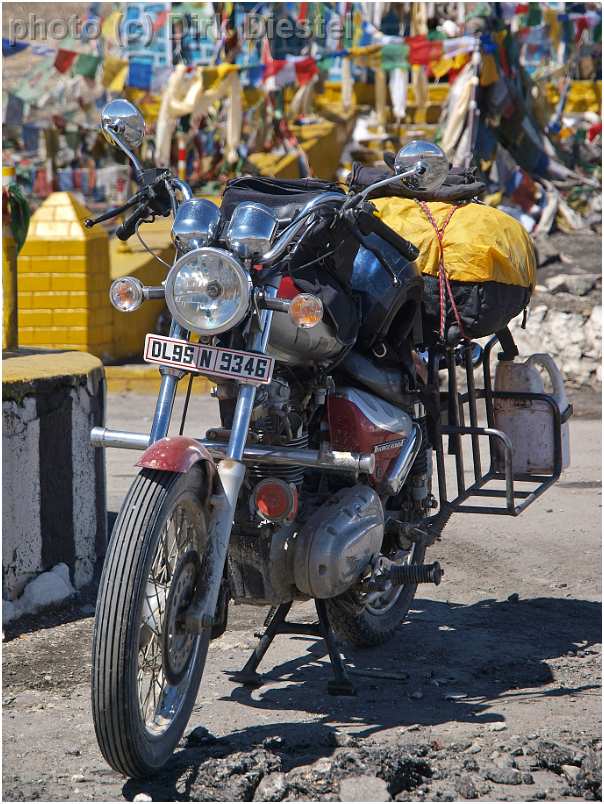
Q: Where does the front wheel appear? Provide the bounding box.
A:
[92,465,212,777]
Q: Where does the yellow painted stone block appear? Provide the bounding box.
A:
[18,273,52,292]
[20,255,66,273]
[27,293,60,310]
[52,310,93,327]
[51,274,89,291]
[17,291,33,308]
[18,309,52,327]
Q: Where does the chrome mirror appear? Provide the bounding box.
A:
[394,140,449,193]
[172,199,221,252]
[225,202,278,260]
[101,99,145,150]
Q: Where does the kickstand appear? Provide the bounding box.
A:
[229,600,356,696]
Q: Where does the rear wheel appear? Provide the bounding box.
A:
[92,465,212,777]
[325,540,426,648]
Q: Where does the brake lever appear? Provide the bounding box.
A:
[84,188,149,228]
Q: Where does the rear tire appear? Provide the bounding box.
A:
[325,544,426,648]
[92,465,212,778]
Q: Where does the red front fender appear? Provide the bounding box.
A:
[136,436,216,477]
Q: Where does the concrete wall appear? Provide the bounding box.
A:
[2,351,106,601]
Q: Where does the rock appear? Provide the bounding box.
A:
[467,744,482,755]
[2,600,17,625]
[444,691,467,701]
[133,795,152,802]
[565,274,599,296]
[253,772,288,801]
[328,731,356,748]
[71,774,88,784]
[489,723,507,732]
[263,735,284,750]
[186,726,218,746]
[562,764,584,784]
[536,740,577,773]
[189,749,281,801]
[522,772,534,785]
[580,750,602,798]
[485,767,522,785]
[463,758,480,773]
[455,775,479,799]
[507,593,520,603]
[409,691,423,700]
[339,774,392,801]
[545,275,570,294]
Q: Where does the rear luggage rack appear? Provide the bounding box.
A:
[426,336,572,517]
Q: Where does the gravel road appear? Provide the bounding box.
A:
[3,393,601,802]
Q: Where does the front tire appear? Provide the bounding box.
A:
[92,465,212,778]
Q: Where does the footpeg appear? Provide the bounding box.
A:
[389,561,444,586]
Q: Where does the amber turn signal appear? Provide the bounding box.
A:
[109,276,144,312]
[288,293,323,329]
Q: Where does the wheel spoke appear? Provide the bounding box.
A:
[136,500,203,734]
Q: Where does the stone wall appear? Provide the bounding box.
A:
[509,283,601,388]
[2,351,106,609]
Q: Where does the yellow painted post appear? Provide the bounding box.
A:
[3,166,18,351]
[17,192,113,358]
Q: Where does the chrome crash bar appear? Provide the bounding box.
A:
[91,426,375,475]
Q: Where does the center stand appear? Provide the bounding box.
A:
[230,600,356,696]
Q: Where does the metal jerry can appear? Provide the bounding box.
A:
[493,354,571,475]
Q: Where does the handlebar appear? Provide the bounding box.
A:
[84,190,148,228]
[257,192,346,266]
[84,172,178,236]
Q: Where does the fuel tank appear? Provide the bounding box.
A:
[328,386,413,485]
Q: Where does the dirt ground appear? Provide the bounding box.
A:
[2,392,601,802]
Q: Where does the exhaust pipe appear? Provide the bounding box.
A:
[90,427,375,475]
[381,423,422,497]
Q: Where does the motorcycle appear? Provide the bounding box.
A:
[89,100,569,777]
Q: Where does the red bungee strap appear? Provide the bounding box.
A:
[417,200,466,341]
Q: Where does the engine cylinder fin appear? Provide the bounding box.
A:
[247,432,309,486]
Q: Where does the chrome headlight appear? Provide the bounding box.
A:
[165,247,251,335]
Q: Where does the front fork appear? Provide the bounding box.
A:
[148,288,277,632]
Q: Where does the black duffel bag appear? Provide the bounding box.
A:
[220,175,343,230]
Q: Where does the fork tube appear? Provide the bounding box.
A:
[226,288,276,460]
[149,322,187,444]
[185,286,277,632]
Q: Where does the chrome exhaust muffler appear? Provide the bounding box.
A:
[381,423,422,497]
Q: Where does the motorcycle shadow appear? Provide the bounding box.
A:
[123,595,600,800]
[220,596,600,735]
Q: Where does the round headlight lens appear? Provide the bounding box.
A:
[165,247,251,334]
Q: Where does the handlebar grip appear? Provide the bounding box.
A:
[115,202,149,241]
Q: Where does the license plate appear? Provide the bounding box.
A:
[144,334,274,385]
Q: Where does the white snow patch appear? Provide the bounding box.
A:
[2,563,76,624]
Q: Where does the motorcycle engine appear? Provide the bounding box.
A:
[222,374,390,606]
